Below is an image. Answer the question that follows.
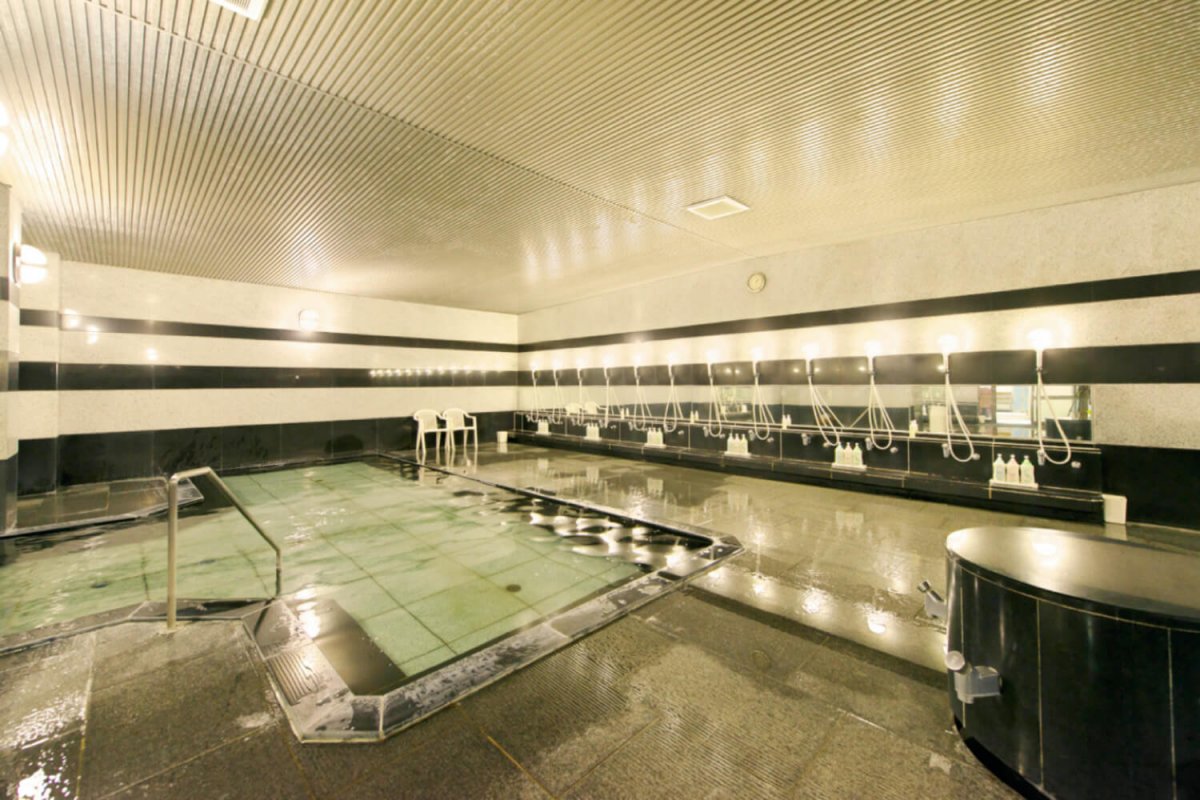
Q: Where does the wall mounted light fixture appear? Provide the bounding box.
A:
[298,308,320,331]
[15,244,48,285]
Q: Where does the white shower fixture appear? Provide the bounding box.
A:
[748,348,776,441]
[863,341,896,451]
[702,351,727,438]
[1028,329,1073,466]
[804,344,843,448]
[628,357,654,432]
[938,335,980,463]
[661,354,684,433]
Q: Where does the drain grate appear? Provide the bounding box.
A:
[505,584,522,593]
[268,649,321,705]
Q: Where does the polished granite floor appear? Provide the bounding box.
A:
[0,591,1019,799]
[431,443,1199,671]
[4,444,1197,798]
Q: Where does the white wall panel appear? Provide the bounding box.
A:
[53,332,517,371]
[60,261,517,344]
[56,387,517,435]
[518,182,1200,343]
[1092,384,1200,449]
[12,392,57,441]
[517,294,1200,373]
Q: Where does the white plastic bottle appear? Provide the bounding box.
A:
[1020,455,1036,487]
[993,455,1005,482]
[852,443,862,466]
[1005,455,1019,483]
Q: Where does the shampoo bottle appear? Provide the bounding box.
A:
[993,455,1005,482]
[852,443,862,466]
[1005,455,1019,483]
[1020,455,1036,487]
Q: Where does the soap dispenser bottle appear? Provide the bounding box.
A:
[852,443,862,466]
[834,443,843,465]
[1005,455,1019,483]
[993,455,1005,482]
[1020,455,1036,487]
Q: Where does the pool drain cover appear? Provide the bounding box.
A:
[505,584,522,593]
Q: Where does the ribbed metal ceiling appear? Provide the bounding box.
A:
[1,0,1198,312]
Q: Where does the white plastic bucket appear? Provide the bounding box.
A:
[1102,493,1127,525]
[496,431,508,444]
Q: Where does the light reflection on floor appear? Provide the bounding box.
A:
[425,442,1198,671]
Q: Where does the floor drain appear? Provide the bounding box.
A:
[750,649,772,671]
[505,584,522,593]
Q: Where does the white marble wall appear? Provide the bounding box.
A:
[17,258,519,439]
[520,181,1200,342]
[518,182,1200,450]
[2,183,20,463]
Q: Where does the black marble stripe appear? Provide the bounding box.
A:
[17,309,518,353]
[25,363,519,390]
[519,269,1200,352]
[515,344,1200,387]
[23,342,1200,391]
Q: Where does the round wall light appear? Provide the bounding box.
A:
[298,309,320,331]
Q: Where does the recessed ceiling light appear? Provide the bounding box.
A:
[208,0,269,21]
[685,195,749,220]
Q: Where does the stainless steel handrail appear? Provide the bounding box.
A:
[167,467,283,629]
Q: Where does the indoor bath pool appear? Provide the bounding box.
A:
[0,457,739,740]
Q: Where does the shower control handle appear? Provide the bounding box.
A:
[917,580,947,619]
[944,651,1002,704]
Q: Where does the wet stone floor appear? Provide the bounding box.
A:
[0,591,1018,799]
[4,444,1197,798]
[440,444,1199,670]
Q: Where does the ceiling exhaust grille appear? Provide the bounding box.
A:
[686,196,750,221]
[209,0,269,22]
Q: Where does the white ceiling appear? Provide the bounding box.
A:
[1,0,1198,313]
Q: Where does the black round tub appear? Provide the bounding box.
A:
[944,526,1200,800]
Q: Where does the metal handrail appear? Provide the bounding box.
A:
[167,467,283,629]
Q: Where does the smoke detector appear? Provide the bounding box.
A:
[209,0,269,21]
[685,195,750,220]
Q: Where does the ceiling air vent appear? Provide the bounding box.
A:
[209,0,269,21]
[685,195,750,221]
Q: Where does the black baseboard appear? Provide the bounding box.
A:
[1099,444,1200,529]
[17,411,513,493]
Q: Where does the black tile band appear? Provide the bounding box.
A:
[519,269,1200,352]
[20,341,1200,391]
[19,362,519,391]
[514,343,1200,386]
[17,309,519,353]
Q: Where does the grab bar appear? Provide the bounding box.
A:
[167,467,283,629]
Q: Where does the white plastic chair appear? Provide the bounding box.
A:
[442,408,478,452]
[412,409,444,459]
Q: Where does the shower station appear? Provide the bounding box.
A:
[523,333,1083,494]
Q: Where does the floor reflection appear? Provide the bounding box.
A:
[432,442,1197,672]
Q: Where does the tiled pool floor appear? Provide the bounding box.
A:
[0,460,652,678]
